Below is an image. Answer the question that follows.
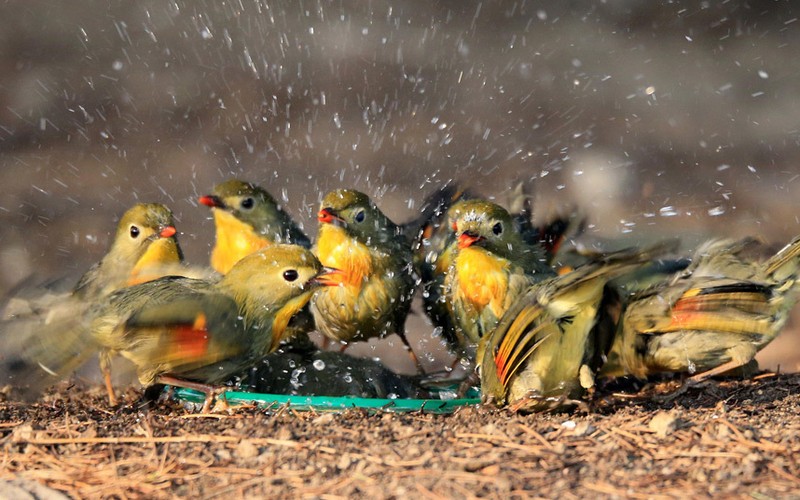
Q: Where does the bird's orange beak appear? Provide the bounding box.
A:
[317,208,344,225]
[312,267,346,287]
[159,226,177,238]
[199,194,224,208]
[458,231,483,249]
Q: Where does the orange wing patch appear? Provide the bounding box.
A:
[171,313,210,361]
[667,285,773,336]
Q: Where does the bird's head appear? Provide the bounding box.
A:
[200,179,289,238]
[317,189,396,244]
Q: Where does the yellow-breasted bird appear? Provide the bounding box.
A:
[600,235,800,381]
[310,189,420,368]
[444,199,556,355]
[478,242,676,412]
[2,245,337,411]
[417,185,584,353]
[199,179,311,274]
[1,203,192,403]
[3,203,185,322]
[408,183,474,348]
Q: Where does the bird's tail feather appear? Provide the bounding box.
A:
[0,299,98,400]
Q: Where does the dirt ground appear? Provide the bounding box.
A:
[2,373,800,499]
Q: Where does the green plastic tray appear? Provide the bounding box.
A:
[173,387,481,414]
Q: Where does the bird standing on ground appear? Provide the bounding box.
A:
[199,179,310,274]
[310,189,420,369]
[3,245,337,411]
[444,199,556,356]
[600,235,800,381]
[417,185,583,354]
[478,242,676,412]
[1,203,189,402]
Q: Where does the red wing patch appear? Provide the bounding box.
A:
[171,313,209,361]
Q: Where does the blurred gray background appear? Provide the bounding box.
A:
[1,1,799,373]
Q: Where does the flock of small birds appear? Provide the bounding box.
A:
[1,178,799,413]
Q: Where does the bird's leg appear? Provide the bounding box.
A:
[653,378,711,403]
[691,344,759,382]
[396,331,425,374]
[456,369,479,398]
[155,375,230,413]
[320,336,332,351]
[448,356,461,373]
[690,358,752,383]
[658,349,758,402]
[98,354,117,406]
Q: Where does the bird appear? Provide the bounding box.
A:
[416,185,584,355]
[477,241,677,412]
[3,203,185,322]
[406,183,474,352]
[2,245,338,412]
[443,199,556,356]
[199,179,311,274]
[1,203,192,403]
[310,189,420,370]
[600,235,800,382]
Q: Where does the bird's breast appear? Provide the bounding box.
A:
[128,237,183,286]
[455,247,510,315]
[211,209,270,274]
[315,224,374,288]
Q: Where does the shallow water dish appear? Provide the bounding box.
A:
[174,388,481,414]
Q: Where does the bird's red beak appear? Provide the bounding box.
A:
[458,231,483,249]
[159,226,177,238]
[199,195,224,208]
[317,208,343,224]
[312,267,346,287]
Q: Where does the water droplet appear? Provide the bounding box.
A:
[438,390,457,400]
[659,206,678,217]
[313,359,326,371]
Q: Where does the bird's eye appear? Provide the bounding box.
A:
[492,222,503,235]
[354,210,366,223]
[283,269,299,282]
[241,197,255,210]
[130,225,140,238]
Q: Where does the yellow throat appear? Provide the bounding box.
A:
[456,246,510,318]
[210,209,271,274]
[315,224,374,288]
[128,237,183,286]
